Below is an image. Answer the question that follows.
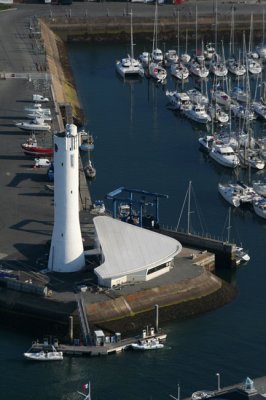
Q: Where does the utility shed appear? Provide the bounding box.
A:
[93,216,182,288]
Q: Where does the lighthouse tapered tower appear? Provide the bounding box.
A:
[48,124,85,272]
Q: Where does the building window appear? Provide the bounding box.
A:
[147,263,167,275]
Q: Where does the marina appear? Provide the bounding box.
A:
[0,2,266,400]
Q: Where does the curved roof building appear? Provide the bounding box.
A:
[93,216,182,288]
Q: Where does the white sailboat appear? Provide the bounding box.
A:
[116,12,144,78]
[180,29,191,64]
[149,1,167,82]
[218,182,256,207]
[170,10,189,80]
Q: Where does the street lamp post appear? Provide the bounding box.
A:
[216,373,221,391]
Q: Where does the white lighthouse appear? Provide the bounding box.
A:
[48,124,85,272]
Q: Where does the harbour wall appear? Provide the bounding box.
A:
[84,270,236,334]
[44,14,263,43]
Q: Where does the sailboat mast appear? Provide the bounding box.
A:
[130,11,134,60]
[187,181,191,234]
[227,207,232,243]
[195,5,198,57]
[177,10,180,56]
[215,0,218,49]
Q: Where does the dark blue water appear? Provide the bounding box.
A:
[1,42,266,400]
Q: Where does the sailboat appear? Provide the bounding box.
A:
[115,12,144,78]
[225,207,250,263]
[247,14,262,74]
[77,382,92,400]
[180,29,191,64]
[149,1,167,82]
[256,9,266,60]
[189,7,209,78]
[227,7,246,76]
[170,10,189,80]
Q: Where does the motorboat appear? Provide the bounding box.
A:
[218,182,256,207]
[234,246,250,263]
[131,338,164,351]
[80,135,94,151]
[166,90,192,111]
[149,62,167,82]
[184,103,211,124]
[16,118,51,132]
[21,136,53,157]
[210,144,240,168]
[187,89,209,105]
[24,345,63,361]
[198,135,215,152]
[26,111,52,121]
[116,12,144,78]
[164,49,178,66]
[34,158,51,168]
[238,149,265,170]
[33,94,49,102]
[253,179,266,197]
[24,104,51,115]
[90,200,105,215]
[170,62,189,80]
[191,391,214,400]
[253,196,266,219]
[84,160,96,179]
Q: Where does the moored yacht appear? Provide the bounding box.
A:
[210,144,240,168]
[253,196,266,219]
[218,182,256,207]
[166,90,192,111]
[16,118,51,132]
[184,103,211,124]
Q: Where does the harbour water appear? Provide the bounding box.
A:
[1,42,266,399]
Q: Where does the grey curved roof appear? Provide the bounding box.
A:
[94,216,182,280]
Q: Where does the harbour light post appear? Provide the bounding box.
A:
[216,373,221,391]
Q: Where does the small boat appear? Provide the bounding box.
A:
[24,345,63,361]
[231,86,249,103]
[34,158,51,168]
[253,196,266,219]
[166,90,192,111]
[209,56,228,77]
[16,118,51,132]
[33,94,49,102]
[149,62,167,82]
[191,391,214,400]
[80,135,94,151]
[247,58,262,74]
[198,135,215,152]
[238,149,265,170]
[253,179,266,197]
[116,12,144,79]
[164,49,178,66]
[210,144,240,168]
[208,104,229,124]
[218,182,256,207]
[230,104,256,121]
[84,160,96,179]
[187,89,209,105]
[139,51,149,67]
[252,101,266,120]
[24,104,51,115]
[77,382,92,400]
[211,88,231,107]
[170,62,189,80]
[189,59,209,78]
[204,42,216,60]
[234,246,250,263]
[131,338,164,351]
[184,104,211,124]
[227,58,246,76]
[90,200,105,215]
[21,137,53,157]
